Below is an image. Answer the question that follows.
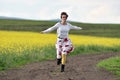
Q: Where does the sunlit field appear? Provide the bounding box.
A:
[0,19,120,78]
[0,30,120,70]
[1,30,120,54]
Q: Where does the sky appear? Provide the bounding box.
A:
[0,0,120,23]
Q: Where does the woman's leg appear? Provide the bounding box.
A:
[56,50,62,65]
[61,53,66,65]
[56,38,63,65]
[61,52,67,72]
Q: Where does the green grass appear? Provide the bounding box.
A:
[0,19,120,38]
[0,45,120,71]
[0,45,56,70]
[0,19,55,32]
[97,56,120,76]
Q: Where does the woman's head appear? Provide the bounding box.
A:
[60,12,68,21]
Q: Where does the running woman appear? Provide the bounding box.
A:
[41,12,82,72]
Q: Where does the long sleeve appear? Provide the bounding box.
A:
[42,23,59,33]
[68,23,82,30]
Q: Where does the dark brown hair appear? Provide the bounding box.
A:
[61,12,68,18]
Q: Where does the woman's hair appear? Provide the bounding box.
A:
[61,12,68,18]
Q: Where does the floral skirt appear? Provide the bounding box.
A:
[55,37,74,59]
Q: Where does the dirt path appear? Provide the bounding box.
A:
[0,52,120,80]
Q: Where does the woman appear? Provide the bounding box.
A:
[41,12,82,72]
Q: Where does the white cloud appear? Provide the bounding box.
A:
[83,4,120,23]
[0,0,120,23]
[0,0,39,6]
[0,12,11,17]
[0,11,32,19]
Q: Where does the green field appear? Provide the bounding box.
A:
[0,19,120,38]
[0,19,120,76]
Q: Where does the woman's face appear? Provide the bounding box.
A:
[61,15,67,22]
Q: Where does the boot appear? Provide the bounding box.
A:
[61,64,65,72]
[57,58,61,65]
[61,54,66,65]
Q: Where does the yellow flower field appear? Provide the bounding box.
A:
[0,30,120,70]
[0,30,120,54]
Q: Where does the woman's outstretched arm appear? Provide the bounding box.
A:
[68,23,82,30]
[41,23,59,33]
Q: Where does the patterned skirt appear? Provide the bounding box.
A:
[55,37,74,58]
